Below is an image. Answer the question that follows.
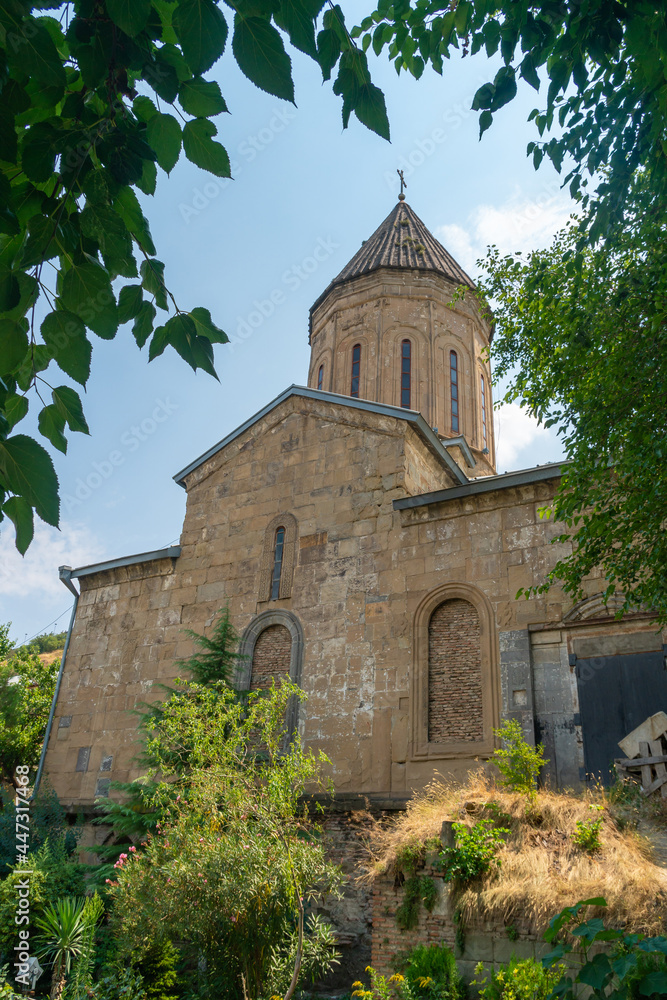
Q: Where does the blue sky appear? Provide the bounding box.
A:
[0,19,572,643]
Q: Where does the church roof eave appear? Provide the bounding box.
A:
[172,385,469,489]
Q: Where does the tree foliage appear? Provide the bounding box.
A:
[482,198,667,622]
[353,0,667,240]
[0,1,389,554]
[107,680,343,1000]
[0,637,59,787]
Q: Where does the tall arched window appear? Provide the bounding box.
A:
[400,339,412,408]
[350,343,361,397]
[270,526,285,600]
[480,374,487,449]
[449,350,459,433]
[317,364,324,390]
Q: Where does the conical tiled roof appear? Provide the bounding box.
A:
[310,201,475,325]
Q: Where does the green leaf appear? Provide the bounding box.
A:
[354,83,390,140]
[21,121,58,183]
[157,313,218,376]
[0,320,29,377]
[40,310,92,386]
[19,215,59,269]
[38,403,67,454]
[133,301,156,348]
[4,395,28,432]
[133,95,158,122]
[136,158,158,197]
[142,56,180,103]
[146,113,182,174]
[52,386,90,435]
[0,108,18,165]
[5,16,66,91]
[2,496,34,554]
[179,77,228,116]
[0,434,59,526]
[232,15,295,102]
[173,0,229,74]
[190,306,228,344]
[140,259,169,310]
[577,953,612,991]
[15,344,51,393]
[0,269,20,312]
[479,109,493,137]
[113,187,157,256]
[182,119,231,177]
[106,0,152,36]
[274,0,321,58]
[60,262,119,340]
[118,285,144,324]
[317,27,340,80]
[639,971,667,995]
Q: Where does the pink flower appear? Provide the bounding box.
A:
[129,846,136,852]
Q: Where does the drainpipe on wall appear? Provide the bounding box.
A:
[32,566,80,799]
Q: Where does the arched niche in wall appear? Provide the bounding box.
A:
[562,592,627,623]
[411,582,499,759]
[258,512,297,602]
[310,346,333,391]
[236,609,305,736]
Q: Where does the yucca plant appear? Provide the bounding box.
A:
[34,897,87,1000]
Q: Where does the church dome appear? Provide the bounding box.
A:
[314,200,475,316]
[308,198,496,476]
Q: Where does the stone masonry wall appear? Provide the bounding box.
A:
[428,599,483,743]
[371,867,549,987]
[250,624,292,690]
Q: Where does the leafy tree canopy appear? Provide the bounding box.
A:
[354,0,667,240]
[0,0,389,554]
[0,637,59,786]
[481,193,667,621]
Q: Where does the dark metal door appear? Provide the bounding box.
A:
[576,650,667,784]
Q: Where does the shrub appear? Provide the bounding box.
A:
[399,943,465,1000]
[571,806,603,853]
[131,940,180,1000]
[472,956,563,1000]
[395,876,438,931]
[543,897,667,999]
[492,720,547,801]
[437,821,508,887]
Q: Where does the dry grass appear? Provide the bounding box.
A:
[362,770,667,936]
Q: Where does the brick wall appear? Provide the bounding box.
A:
[371,867,547,985]
[250,624,292,690]
[428,599,483,742]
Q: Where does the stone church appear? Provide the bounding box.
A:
[43,196,667,814]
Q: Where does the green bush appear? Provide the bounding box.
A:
[473,956,562,1000]
[543,897,667,999]
[492,720,547,802]
[437,821,508,887]
[132,940,180,1000]
[571,806,603,853]
[399,943,465,1000]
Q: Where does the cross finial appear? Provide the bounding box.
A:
[397,169,407,201]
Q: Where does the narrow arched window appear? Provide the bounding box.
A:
[480,374,487,448]
[450,350,459,433]
[350,344,361,397]
[271,527,285,600]
[400,339,411,408]
[317,364,324,390]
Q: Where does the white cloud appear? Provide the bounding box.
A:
[494,402,564,472]
[0,520,106,601]
[437,184,574,276]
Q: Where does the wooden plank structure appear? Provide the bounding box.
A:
[615,728,667,798]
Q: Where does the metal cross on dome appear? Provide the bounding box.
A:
[397,169,407,201]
